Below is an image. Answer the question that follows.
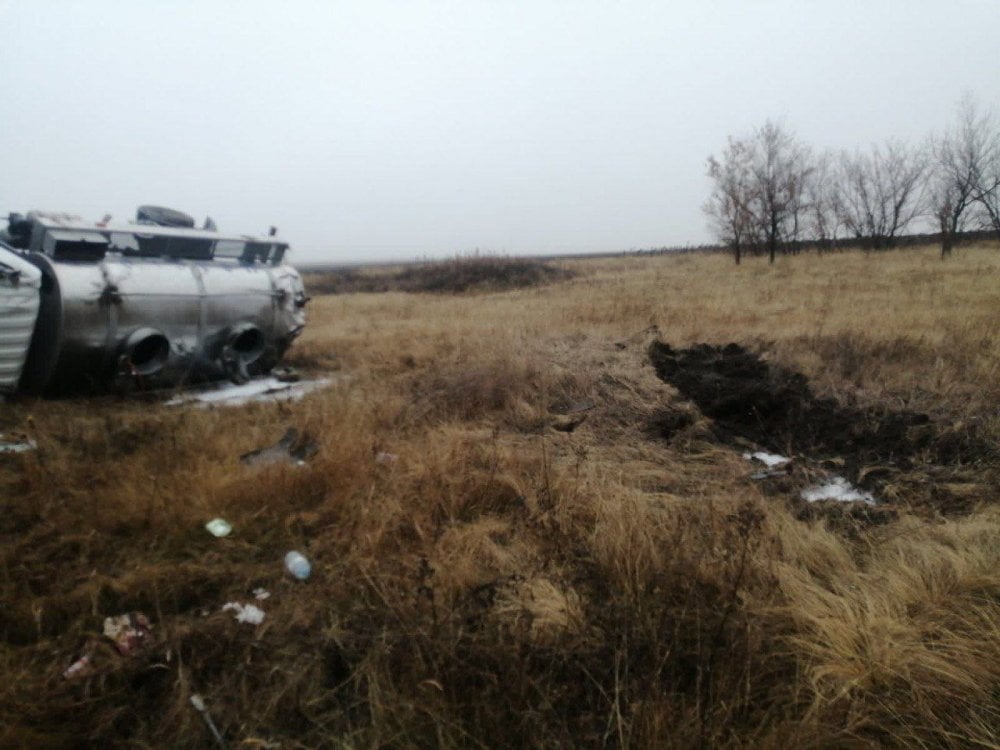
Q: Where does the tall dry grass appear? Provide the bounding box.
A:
[1,243,998,748]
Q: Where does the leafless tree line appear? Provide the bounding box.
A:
[704,98,1000,263]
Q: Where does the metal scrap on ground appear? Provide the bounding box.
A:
[0,433,36,453]
[239,427,319,466]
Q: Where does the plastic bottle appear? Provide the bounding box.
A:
[204,518,232,538]
[284,550,311,580]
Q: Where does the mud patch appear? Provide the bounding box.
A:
[646,405,695,439]
[648,342,994,501]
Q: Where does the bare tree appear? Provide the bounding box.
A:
[931,96,997,257]
[746,122,811,262]
[836,141,928,250]
[975,156,1000,238]
[805,151,842,252]
[960,102,1000,239]
[705,121,811,263]
[705,138,755,264]
[785,146,812,255]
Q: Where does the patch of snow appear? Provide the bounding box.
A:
[253,588,270,601]
[801,476,875,505]
[743,451,790,468]
[222,602,266,625]
[166,377,331,408]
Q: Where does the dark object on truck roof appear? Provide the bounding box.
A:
[136,205,197,228]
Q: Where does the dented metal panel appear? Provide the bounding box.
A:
[0,244,42,392]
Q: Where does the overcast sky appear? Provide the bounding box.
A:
[2,1,997,263]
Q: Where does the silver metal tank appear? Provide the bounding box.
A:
[0,243,42,393]
[14,213,307,395]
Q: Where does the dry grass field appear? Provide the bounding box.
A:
[2,243,999,748]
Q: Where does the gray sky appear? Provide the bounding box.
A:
[2,1,997,263]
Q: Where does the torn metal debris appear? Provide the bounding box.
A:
[239,427,318,466]
[0,433,36,453]
[1,207,308,395]
[165,375,331,407]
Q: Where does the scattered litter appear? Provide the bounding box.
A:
[166,376,331,408]
[103,612,153,655]
[802,476,876,505]
[743,451,791,468]
[374,451,398,464]
[284,550,312,580]
[0,433,36,453]
[240,427,318,467]
[253,587,270,600]
[62,653,93,680]
[204,518,232,537]
[190,693,228,749]
[222,602,266,625]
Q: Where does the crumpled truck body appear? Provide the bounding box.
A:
[3,211,308,395]
[21,255,306,394]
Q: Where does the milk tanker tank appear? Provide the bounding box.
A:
[0,207,308,395]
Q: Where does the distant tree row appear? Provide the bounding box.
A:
[704,97,1000,263]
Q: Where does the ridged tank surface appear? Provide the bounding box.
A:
[20,254,306,394]
[0,245,41,392]
[3,210,308,395]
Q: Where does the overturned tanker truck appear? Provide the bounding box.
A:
[0,206,307,396]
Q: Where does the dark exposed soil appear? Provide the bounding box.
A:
[648,342,994,498]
